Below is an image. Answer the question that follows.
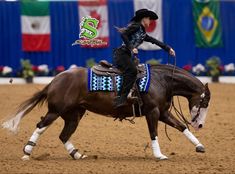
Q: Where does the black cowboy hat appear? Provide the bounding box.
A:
[131,9,158,22]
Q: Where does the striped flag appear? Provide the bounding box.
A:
[78,0,109,48]
[133,0,163,50]
[21,0,51,52]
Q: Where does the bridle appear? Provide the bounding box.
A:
[167,55,208,131]
[191,92,208,122]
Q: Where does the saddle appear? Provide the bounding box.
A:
[92,60,145,119]
[92,60,146,79]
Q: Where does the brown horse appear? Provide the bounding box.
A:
[2,64,210,160]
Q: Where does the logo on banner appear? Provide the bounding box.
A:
[197,7,218,43]
[72,16,107,46]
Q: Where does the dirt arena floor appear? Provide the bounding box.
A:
[0,83,234,174]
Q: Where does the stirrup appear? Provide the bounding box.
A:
[127,89,138,102]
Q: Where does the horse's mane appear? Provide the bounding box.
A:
[150,64,204,88]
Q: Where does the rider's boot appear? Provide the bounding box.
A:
[114,95,128,109]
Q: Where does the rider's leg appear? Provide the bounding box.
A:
[121,62,137,99]
[113,49,137,107]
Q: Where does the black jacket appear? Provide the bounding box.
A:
[120,22,171,52]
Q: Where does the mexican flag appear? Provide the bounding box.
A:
[78,0,109,48]
[193,0,222,47]
[133,0,163,50]
[21,0,51,52]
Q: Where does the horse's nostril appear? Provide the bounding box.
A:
[198,124,203,128]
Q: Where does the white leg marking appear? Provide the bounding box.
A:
[64,141,87,160]
[151,137,168,160]
[183,128,203,147]
[64,141,76,154]
[21,127,47,160]
[29,127,47,143]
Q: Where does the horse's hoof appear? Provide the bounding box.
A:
[73,153,88,160]
[21,155,30,161]
[157,155,168,160]
[81,154,88,159]
[196,144,205,153]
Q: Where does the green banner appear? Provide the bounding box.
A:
[21,0,49,16]
[193,0,222,47]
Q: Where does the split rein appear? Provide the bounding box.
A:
[114,54,192,133]
[169,55,191,128]
[165,55,191,141]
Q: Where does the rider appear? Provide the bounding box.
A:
[113,9,176,108]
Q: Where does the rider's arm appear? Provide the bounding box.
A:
[144,34,171,52]
[120,23,140,50]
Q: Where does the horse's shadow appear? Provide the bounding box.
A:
[32,153,159,162]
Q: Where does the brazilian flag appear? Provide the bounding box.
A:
[193,0,222,47]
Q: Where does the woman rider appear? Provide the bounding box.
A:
[113,9,175,108]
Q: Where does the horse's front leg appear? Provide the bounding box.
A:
[160,111,205,153]
[145,107,168,160]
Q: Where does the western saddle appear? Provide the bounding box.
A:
[92,60,146,78]
[92,60,145,121]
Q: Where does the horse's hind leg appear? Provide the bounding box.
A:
[22,112,59,160]
[59,108,86,160]
[160,111,205,153]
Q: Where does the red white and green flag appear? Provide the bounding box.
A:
[133,0,163,50]
[78,0,109,48]
[21,0,51,52]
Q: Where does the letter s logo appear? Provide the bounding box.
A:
[80,17,99,39]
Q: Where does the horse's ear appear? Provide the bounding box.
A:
[204,83,211,97]
[205,83,209,91]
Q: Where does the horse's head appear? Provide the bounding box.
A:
[189,83,211,130]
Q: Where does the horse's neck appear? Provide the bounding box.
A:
[168,70,203,99]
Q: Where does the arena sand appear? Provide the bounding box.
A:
[0,84,234,174]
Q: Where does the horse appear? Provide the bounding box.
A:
[2,64,211,160]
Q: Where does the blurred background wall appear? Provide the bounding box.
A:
[0,0,234,70]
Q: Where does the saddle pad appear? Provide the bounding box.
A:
[88,64,151,92]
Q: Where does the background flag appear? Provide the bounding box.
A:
[193,0,222,47]
[21,0,51,52]
[78,0,109,48]
[133,0,163,50]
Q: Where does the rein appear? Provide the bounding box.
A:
[165,55,191,141]
[171,99,191,129]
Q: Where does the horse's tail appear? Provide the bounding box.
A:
[2,83,50,133]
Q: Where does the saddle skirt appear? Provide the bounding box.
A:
[88,60,151,92]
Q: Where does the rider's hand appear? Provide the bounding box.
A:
[169,48,176,57]
[132,48,138,54]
